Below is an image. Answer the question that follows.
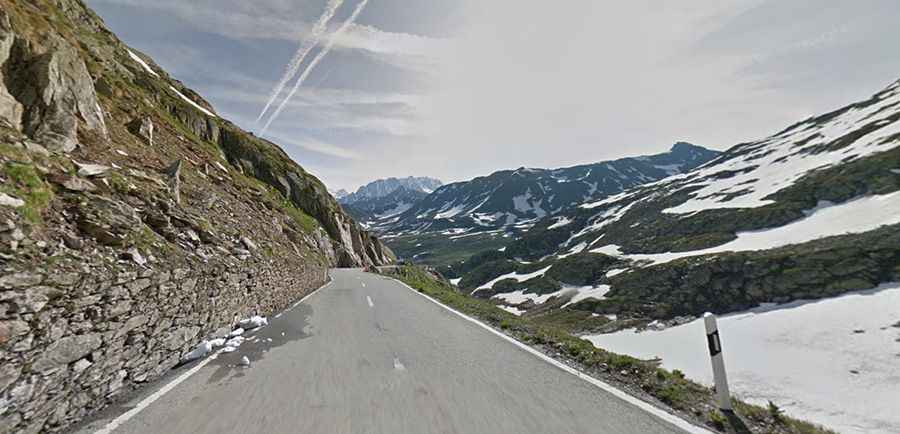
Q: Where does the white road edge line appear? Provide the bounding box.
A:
[391,277,713,434]
[367,295,374,308]
[94,275,335,434]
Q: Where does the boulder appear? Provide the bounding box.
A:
[0,11,23,130]
[128,117,154,146]
[17,36,107,152]
[75,195,141,246]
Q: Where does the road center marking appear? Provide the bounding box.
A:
[393,357,406,371]
[367,296,374,308]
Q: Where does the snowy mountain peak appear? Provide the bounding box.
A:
[384,143,720,234]
[340,176,443,205]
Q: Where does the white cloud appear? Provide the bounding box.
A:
[268,133,363,160]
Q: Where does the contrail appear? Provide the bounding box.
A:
[262,0,371,134]
[256,0,345,123]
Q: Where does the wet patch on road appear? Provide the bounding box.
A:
[206,303,314,385]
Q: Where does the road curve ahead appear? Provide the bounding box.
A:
[76,269,690,434]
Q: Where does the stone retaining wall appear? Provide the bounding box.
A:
[0,255,325,433]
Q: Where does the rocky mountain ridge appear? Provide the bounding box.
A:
[342,185,429,224]
[378,143,720,267]
[338,176,442,205]
[384,142,719,235]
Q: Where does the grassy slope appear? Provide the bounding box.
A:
[386,266,836,434]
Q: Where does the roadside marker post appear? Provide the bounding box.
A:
[704,312,732,411]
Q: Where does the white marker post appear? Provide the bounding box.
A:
[703,312,732,411]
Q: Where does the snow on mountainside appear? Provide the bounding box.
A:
[445,82,900,434]
[341,186,428,224]
[387,142,719,236]
[455,78,900,322]
[555,78,900,260]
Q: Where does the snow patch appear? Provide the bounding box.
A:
[562,285,611,308]
[591,191,900,265]
[585,284,900,434]
[497,305,526,316]
[238,316,268,330]
[663,89,900,214]
[127,50,159,77]
[169,86,217,118]
[548,216,572,229]
[605,268,627,277]
[476,265,553,291]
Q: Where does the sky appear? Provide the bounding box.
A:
[86,0,900,192]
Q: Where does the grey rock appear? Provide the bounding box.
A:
[31,333,103,373]
[0,272,43,289]
[165,326,200,350]
[106,300,131,318]
[13,286,61,313]
[74,161,111,177]
[0,321,27,344]
[0,413,22,434]
[76,195,141,246]
[45,272,79,287]
[12,333,33,351]
[123,247,147,266]
[19,36,107,153]
[52,174,97,192]
[0,361,21,393]
[239,356,250,367]
[22,140,49,157]
[165,159,182,205]
[116,314,148,336]
[241,236,258,251]
[0,14,23,131]
[128,117,154,146]
[107,369,128,394]
[125,278,152,295]
[72,358,92,374]
[210,326,231,340]
[0,192,24,208]
[63,232,84,250]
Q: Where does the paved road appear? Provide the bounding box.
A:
[76,269,690,434]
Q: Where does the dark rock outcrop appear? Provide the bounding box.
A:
[0,13,106,152]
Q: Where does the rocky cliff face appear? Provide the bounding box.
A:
[0,0,390,432]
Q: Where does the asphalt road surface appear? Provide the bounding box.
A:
[75,269,692,434]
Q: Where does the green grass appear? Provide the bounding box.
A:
[0,162,54,224]
[387,265,838,434]
[386,231,510,270]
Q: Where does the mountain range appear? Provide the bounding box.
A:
[368,143,721,265]
[386,142,718,233]
[449,78,900,323]
[337,176,443,223]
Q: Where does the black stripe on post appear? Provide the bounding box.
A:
[707,331,721,357]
